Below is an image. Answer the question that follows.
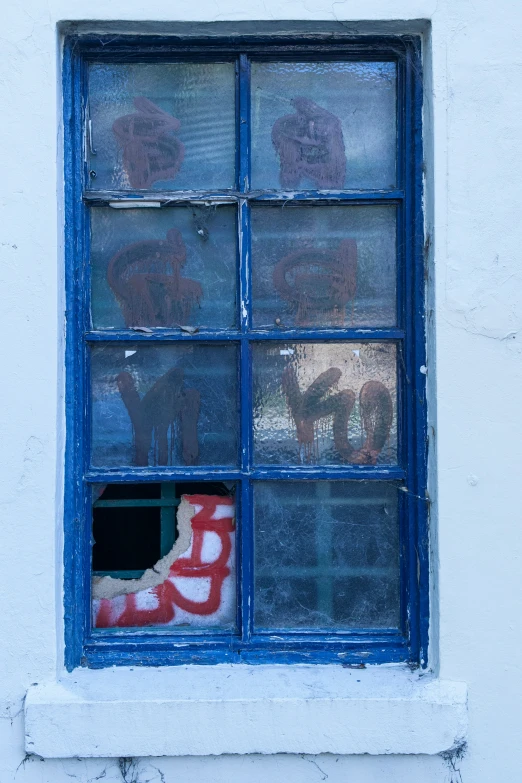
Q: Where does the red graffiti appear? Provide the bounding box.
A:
[117,367,200,467]
[282,366,393,465]
[113,97,185,188]
[273,239,357,326]
[107,228,202,328]
[272,97,346,189]
[94,495,235,628]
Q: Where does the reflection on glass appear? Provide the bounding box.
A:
[251,62,396,190]
[88,63,235,190]
[91,344,238,467]
[90,206,237,329]
[253,342,397,465]
[252,205,396,328]
[92,484,237,630]
[254,481,400,629]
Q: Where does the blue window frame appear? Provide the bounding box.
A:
[63,32,427,669]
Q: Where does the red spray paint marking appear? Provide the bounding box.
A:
[94,495,235,628]
[272,98,346,189]
[273,239,357,326]
[113,97,184,188]
[117,366,200,467]
[107,228,202,328]
[282,366,393,465]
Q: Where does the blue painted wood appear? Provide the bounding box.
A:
[395,55,411,651]
[63,33,427,670]
[72,33,415,62]
[64,38,93,671]
[251,466,405,480]
[86,466,405,484]
[410,39,429,667]
[63,36,78,671]
[238,55,255,645]
[247,190,405,202]
[83,189,405,203]
[83,647,409,668]
[86,469,243,482]
[85,328,405,341]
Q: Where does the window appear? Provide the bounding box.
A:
[64,32,427,669]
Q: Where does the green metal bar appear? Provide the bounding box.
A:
[93,498,180,508]
[315,483,334,619]
[160,484,177,557]
[258,566,395,578]
[93,570,145,579]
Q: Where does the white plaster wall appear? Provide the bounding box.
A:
[1,0,521,780]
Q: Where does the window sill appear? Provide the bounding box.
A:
[24,665,467,758]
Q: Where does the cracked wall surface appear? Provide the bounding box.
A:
[1,1,522,781]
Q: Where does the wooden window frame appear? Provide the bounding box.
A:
[63,31,427,669]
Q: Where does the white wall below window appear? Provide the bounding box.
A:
[1,1,521,781]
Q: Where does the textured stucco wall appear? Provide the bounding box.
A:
[1,0,521,780]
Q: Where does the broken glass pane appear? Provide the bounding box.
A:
[88,63,235,190]
[92,483,237,630]
[90,206,237,329]
[92,484,164,574]
[253,342,397,465]
[254,481,399,629]
[251,61,397,191]
[251,204,396,328]
[91,343,239,467]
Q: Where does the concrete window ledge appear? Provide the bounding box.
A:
[24,665,467,758]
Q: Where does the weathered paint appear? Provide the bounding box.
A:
[63,32,427,671]
[0,5,521,783]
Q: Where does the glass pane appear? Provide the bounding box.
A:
[92,484,237,630]
[91,343,238,467]
[251,62,396,190]
[252,205,396,328]
[90,206,237,329]
[254,481,399,629]
[253,342,397,465]
[88,63,235,190]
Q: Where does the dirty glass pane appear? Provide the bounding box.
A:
[251,61,396,191]
[251,205,396,328]
[91,343,238,467]
[88,63,235,190]
[92,483,237,630]
[254,481,400,629]
[253,342,397,465]
[90,206,237,329]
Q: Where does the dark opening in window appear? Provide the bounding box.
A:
[92,481,234,577]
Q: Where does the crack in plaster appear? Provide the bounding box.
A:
[117,758,165,783]
[440,739,467,783]
[301,755,329,780]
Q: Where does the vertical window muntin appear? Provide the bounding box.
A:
[65,37,425,668]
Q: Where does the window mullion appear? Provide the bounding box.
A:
[237,53,254,644]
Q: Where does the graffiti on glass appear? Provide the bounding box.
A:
[272,98,346,189]
[112,97,184,188]
[117,367,200,467]
[107,228,202,328]
[273,238,357,326]
[283,365,392,464]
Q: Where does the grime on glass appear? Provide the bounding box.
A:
[63,34,427,668]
